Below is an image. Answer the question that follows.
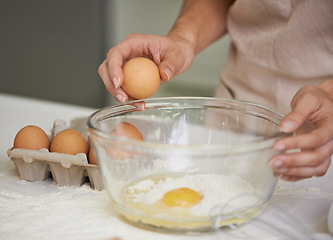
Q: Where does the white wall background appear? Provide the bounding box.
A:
[0,0,105,108]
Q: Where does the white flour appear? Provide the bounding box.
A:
[126,173,259,216]
[0,185,204,240]
[0,185,117,240]
[0,180,326,240]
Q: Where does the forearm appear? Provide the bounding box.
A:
[168,0,234,55]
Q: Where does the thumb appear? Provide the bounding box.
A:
[280,112,304,133]
[280,88,320,132]
[158,61,176,82]
[158,51,193,82]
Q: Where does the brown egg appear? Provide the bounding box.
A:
[50,129,88,155]
[122,57,160,99]
[13,125,50,150]
[107,122,144,160]
[113,122,144,141]
[88,143,97,165]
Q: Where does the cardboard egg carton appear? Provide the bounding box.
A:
[7,119,104,190]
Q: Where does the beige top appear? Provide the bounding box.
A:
[216,0,333,115]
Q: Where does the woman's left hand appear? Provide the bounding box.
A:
[270,80,333,181]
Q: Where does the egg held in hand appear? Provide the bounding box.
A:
[13,125,50,150]
[122,57,160,99]
[162,187,203,208]
[50,129,88,155]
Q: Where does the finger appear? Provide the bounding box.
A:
[271,139,333,167]
[159,56,177,82]
[106,50,126,89]
[98,59,129,103]
[128,101,146,111]
[279,175,309,182]
[158,43,194,82]
[109,35,155,64]
[158,55,191,82]
[98,60,114,92]
[106,37,146,89]
[275,127,333,152]
[275,156,331,178]
[273,169,308,181]
[105,35,166,98]
[274,123,333,154]
[279,87,321,133]
[158,65,172,82]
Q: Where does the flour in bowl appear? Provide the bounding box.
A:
[122,173,260,217]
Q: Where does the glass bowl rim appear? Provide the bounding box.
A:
[87,96,292,154]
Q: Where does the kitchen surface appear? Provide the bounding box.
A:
[1,92,333,240]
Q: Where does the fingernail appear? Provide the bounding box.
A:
[270,159,283,168]
[164,68,171,81]
[280,120,296,132]
[275,142,286,151]
[112,77,120,89]
[278,167,288,173]
[133,102,145,111]
[116,94,125,103]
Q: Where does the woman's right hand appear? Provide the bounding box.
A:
[98,33,195,103]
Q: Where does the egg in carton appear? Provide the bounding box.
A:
[7,119,103,190]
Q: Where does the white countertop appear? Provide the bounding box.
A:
[1,92,333,240]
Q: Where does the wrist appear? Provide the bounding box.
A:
[167,18,198,54]
[167,0,233,55]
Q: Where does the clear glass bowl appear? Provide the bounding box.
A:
[87,97,291,233]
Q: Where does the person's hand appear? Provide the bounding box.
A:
[270,81,333,181]
[98,33,195,103]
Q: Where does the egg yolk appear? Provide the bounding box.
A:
[162,187,202,208]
